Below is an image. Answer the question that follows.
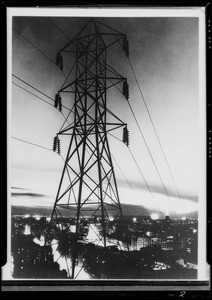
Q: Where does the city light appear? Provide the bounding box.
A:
[150,213,159,220]
[23,224,31,235]
[33,235,45,246]
[33,215,41,221]
[10,214,198,279]
[24,214,30,218]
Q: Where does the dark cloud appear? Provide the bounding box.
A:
[11,192,45,198]
[11,186,28,190]
[117,178,198,202]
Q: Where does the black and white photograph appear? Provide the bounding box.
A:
[3,7,208,282]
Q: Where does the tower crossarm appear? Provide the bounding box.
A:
[59,74,125,93]
[59,18,125,53]
[58,121,127,136]
[61,33,124,53]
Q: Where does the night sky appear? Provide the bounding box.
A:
[9,10,204,217]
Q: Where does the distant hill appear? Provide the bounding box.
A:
[11,204,198,219]
[12,205,54,217]
[11,204,152,217]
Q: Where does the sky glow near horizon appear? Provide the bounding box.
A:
[10,13,203,218]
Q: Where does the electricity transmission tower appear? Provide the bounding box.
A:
[50,19,130,276]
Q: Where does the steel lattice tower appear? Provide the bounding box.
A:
[50,19,130,266]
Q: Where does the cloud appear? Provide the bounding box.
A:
[11,186,28,190]
[117,178,198,202]
[11,192,45,198]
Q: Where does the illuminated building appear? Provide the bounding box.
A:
[12,234,67,278]
[137,237,151,249]
[161,236,174,250]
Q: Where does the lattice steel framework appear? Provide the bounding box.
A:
[50,19,129,265]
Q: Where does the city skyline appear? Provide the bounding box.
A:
[9,214,198,280]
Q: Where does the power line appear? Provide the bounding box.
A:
[127,100,169,198]
[49,18,124,95]
[106,17,180,204]
[112,152,153,218]
[76,133,152,219]
[127,100,177,218]
[127,57,182,200]
[47,19,122,127]
[59,102,76,132]
[13,27,56,65]
[108,132,122,142]
[102,18,179,217]
[108,125,163,217]
[13,26,75,123]
[12,74,72,112]
[49,18,70,40]
[12,137,68,167]
[13,82,54,108]
[13,74,54,102]
[12,137,52,152]
[46,19,75,92]
[13,81,72,131]
[75,131,152,219]
[26,17,167,209]
[13,75,73,136]
[13,19,175,218]
[128,147,164,218]
[111,154,133,191]
[60,61,76,91]
[101,20,169,191]
[13,27,72,87]
[96,18,165,217]
[12,135,159,218]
